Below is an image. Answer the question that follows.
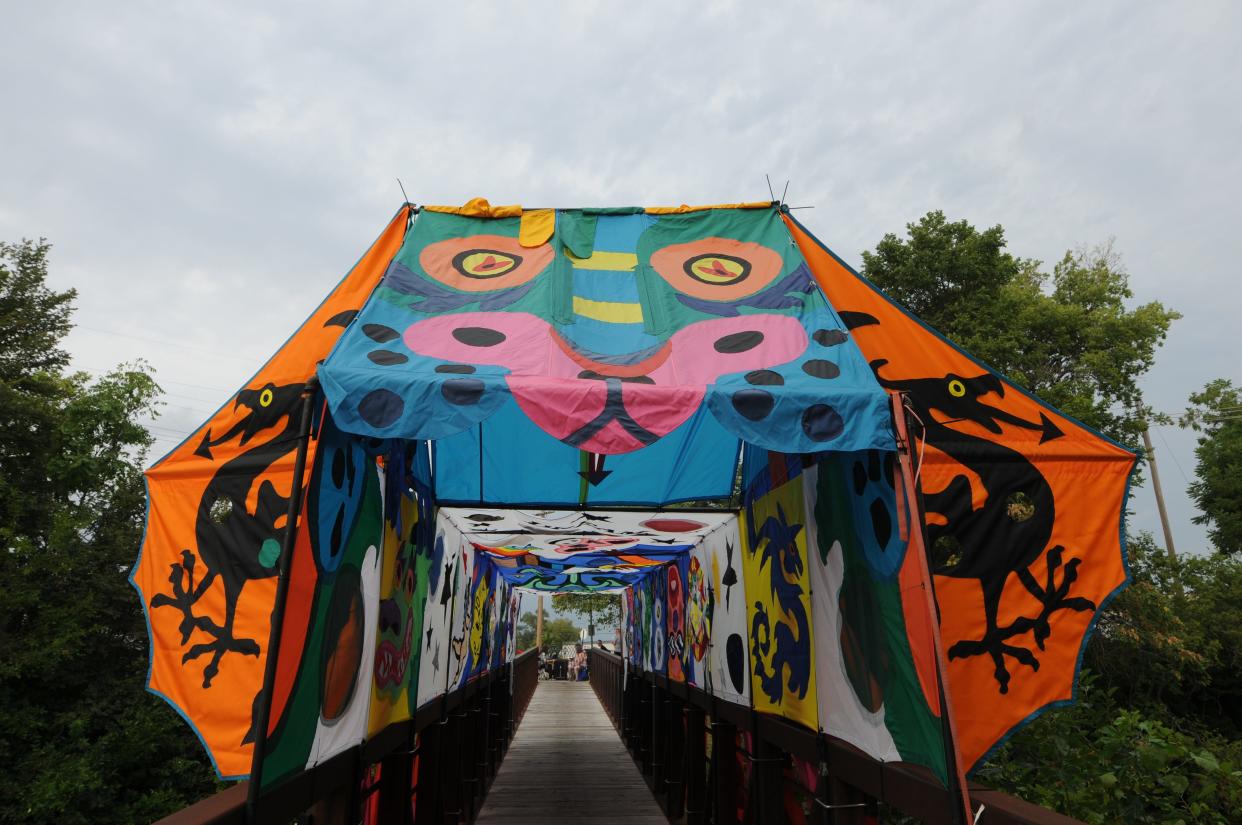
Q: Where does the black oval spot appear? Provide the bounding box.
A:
[452,327,506,347]
[870,498,892,548]
[329,506,345,562]
[882,453,895,489]
[442,378,485,406]
[363,323,400,343]
[358,388,404,428]
[745,369,784,386]
[331,448,346,488]
[368,350,408,365]
[802,404,844,441]
[813,329,848,347]
[435,364,476,374]
[726,634,745,692]
[802,359,840,379]
[868,450,882,482]
[852,461,868,496]
[714,330,764,354]
[731,389,775,421]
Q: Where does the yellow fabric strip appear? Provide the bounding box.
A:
[424,197,524,218]
[572,295,644,324]
[644,201,773,214]
[518,209,556,248]
[565,250,639,271]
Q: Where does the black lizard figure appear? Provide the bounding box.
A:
[150,382,306,688]
[872,360,1096,693]
[745,501,812,705]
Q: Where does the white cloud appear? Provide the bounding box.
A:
[2,0,1238,552]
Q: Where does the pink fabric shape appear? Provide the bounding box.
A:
[404,311,808,454]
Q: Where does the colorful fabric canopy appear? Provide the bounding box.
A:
[441,507,735,592]
[132,200,1135,808]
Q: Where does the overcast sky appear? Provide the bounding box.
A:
[3,1,1237,555]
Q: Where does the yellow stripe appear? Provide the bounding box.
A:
[572,296,644,324]
[565,250,639,271]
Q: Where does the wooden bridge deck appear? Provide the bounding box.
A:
[477,679,668,824]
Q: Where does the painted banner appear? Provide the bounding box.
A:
[804,451,949,783]
[690,522,750,706]
[741,454,818,730]
[133,207,409,778]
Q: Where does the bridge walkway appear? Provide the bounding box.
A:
[476,679,668,824]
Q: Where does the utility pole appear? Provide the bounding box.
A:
[1142,426,1178,563]
[535,595,544,650]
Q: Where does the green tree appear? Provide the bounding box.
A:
[551,593,620,642]
[539,616,582,654]
[516,611,537,651]
[0,239,219,823]
[1181,379,1242,555]
[861,213,1179,445]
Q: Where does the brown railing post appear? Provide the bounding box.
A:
[375,740,413,825]
[752,724,784,825]
[712,719,738,825]
[650,683,666,788]
[664,693,687,818]
[416,722,443,824]
[684,705,707,825]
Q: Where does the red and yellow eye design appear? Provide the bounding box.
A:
[650,238,783,301]
[419,234,553,292]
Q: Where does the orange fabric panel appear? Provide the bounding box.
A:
[133,206,409,778]
[785,214,1135,770]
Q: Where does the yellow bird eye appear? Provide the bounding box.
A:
[948,379,966,398]
[260,388,274,407]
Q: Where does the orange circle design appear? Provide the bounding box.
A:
[649,238,784,301]
[419,234,553,292]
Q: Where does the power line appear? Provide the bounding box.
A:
[75,324,266,364]
[1154,426,1190,485]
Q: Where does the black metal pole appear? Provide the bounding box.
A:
[245,377,319,822]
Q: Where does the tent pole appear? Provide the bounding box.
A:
[245,377,320,822]
[891,392,973,825]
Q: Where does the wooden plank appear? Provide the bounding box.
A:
[475,680,669,824]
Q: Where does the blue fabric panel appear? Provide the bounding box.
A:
[433,396,737,506]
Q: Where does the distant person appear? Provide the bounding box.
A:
[569,642,587,681]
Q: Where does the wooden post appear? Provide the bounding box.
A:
[1142,427,1179,563]
[535,595,544,649]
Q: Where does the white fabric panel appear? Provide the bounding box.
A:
[308,544,380,767]
[802,465,901,762]
[701,521,749,705]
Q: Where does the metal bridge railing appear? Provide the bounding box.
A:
[588,648,1084,825]
[157,649,539,825]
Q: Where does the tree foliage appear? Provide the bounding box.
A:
[0,239,219,823]
[1181,379,1242,555]
[980,536,1242,823]
[860,212,1179,446]
[550,593,620,632]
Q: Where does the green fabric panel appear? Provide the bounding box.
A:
[814,459,948,784]
[557,210,598,258]
[260,464,384,788]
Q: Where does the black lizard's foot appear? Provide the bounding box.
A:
[948,631,1040,694]
[1016,546,1097,651]
[182,633,261,688]
[149,550,201,643]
